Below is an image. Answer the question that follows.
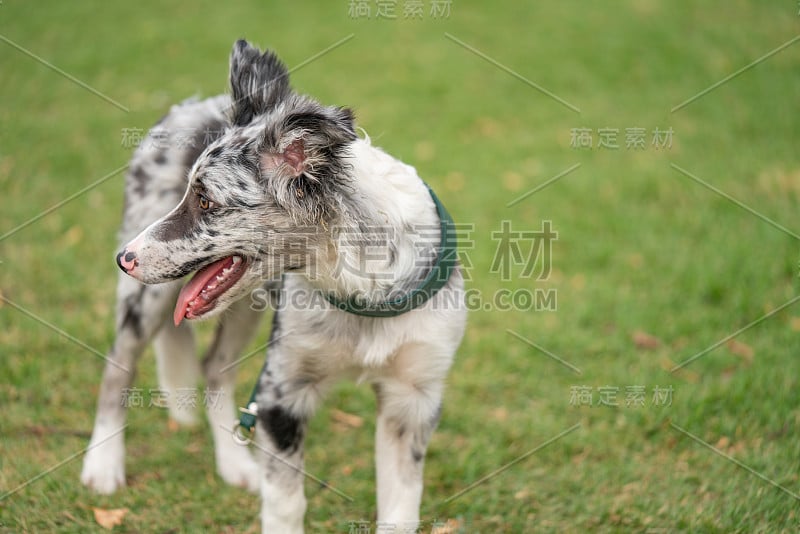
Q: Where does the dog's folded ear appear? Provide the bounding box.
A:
[258,102,357,223]
[229,39,291,126]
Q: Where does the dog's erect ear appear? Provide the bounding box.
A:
[229,40,291,126]
[259,103,357,223]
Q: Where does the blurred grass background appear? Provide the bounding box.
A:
[1,1,799,532]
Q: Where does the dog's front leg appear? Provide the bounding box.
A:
[373,400,438,531]
[254,404,308,533]
[203,298,263,492]
[253,353,317,533]
[81,277,180,494]
[373,351,449,532]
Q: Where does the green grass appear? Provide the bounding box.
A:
[2,1,800,532]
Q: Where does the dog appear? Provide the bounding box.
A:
[81,40,466,532]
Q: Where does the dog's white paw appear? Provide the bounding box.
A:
[168,409,199,428]
[262,482,307,534]
[81,445,126,494]
[217,445,260,492]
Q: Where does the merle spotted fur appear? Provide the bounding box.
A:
[81,40,466,534]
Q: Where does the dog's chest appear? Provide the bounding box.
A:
[273,278,419,369]
[279,305,411,368]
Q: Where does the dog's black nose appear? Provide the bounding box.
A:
[116,250,138,273]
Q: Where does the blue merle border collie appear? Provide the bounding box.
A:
[81,40,466,532]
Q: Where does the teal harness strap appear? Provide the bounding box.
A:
[235,184,457,439]
[234,358,268,442]
[237,388,259,434]
[325,184,458,317]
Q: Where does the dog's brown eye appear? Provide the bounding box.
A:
[198,195,210,210]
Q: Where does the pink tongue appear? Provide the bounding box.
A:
[173,257,232,326]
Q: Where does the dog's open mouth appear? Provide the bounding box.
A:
[173,255,247,325]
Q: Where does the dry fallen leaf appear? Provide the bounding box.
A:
[444,171,465,192]
[502,170,524,192]
[632,330,660,350]
[475,116,500,137]
[726,340,754,362]
[432,518,463,534]
[490,407,508,422]
[570,273,586,291]
[92,507,129,530]
[330,409,363,428]
[659,357,699,383]
[514,488,530,500]
[414,140,436,162]
[184,440,202,454]
[627,253,644,269]
[64,225,83,247]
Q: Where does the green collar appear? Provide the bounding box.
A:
[234,184,458,439]
[325,184,458,318]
